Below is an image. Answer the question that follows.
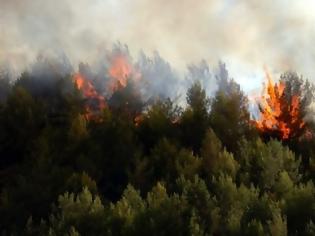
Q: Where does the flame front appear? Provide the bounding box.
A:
[255,70,305,140]
[107,54,141,93]
[74,73,106,119]
[73,54,142,121]
[108,55,132,88]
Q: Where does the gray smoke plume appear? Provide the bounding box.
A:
[1,0,315,86]
[2,0,315,115]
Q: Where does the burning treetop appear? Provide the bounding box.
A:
[74,73,106,119]
[2,60,315,235]
[73,52,142,120]
[255,71,313,140]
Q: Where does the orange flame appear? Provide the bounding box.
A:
[255,69,305,140]
[134,114,144,126]
[107,54,141,93]
[74,73,106,119]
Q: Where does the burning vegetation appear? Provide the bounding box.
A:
[254,70,314,141]
[73,52,142,120]
[72,55,314,143]
[108,54,141,92]
[73,73,106,119]
[1,55,315,235]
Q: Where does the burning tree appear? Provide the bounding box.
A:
[74,73,107,119]
[255,71,315,141]
[72,50,142,121]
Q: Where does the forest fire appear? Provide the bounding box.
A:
[107,54,141,93]
[74,73,106,119]
[254,70,307,140]
[73,55,142,122]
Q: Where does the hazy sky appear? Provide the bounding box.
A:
[1,0,315,91]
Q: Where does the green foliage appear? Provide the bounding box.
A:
[201,129,239,181]
[181,81,210,153]
[1,69,315,235]
[176,176,216,234]
[65,172,98,195]
[135,138,201,191]
[243,219,265,236]
[239,138,300,191]
[137,98,181,153]
[175,150,201,180]
[49,187,107,235]
[68,114,88,141]
[283,181,315,234]
[268,209,287,236]
[110,184,145,232]
[210,62,255,154]
[0,86,44,165]
[186,81,209,114]
[132,183,188,235]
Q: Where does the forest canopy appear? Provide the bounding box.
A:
[0,57,315,236]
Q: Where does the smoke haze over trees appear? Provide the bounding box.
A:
[2,0,315,89]
[0,53,315,234]
[1,0,315,235]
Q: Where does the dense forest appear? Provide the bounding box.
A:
[0,58,315,235]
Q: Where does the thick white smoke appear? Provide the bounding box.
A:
[1,0,315,93]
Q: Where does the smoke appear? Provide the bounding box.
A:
[1,0,315,91]
[136,51,180,100]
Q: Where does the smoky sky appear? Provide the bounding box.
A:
[1,0,315,90]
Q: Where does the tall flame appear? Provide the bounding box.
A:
[108,55,132,88]
[107,54,141,93]
[74,73,106,119]
[255,69,305,140]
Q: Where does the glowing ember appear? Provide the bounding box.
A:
[74,73,106,119]
[255,70,306,140]
[134,114,144,126]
